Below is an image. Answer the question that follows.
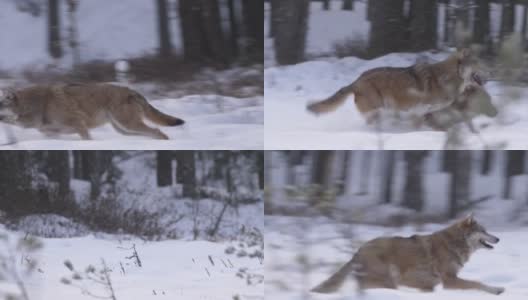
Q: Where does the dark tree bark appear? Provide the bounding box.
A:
[358,151,372,195]
[311,151,335,204]
[257,151,264,190]
[72,150,84,179]
[403,151,427,212]
[503,151,525,199]
[157,0,173,58]
[181,151,196,198]
[157,151,173,187]
[270,0,279,37]
[409,0,437,51]
[368,0,405,57]
[47,0,62,58]
[46,151,71,205]
[227,0,239,57]
[179,0,204,61]
[501,0,516,39]
[446,151,471,218]
[381,151,396,203]
[474,0,491,45]
[342,0,354,10]
[481,150,493,175]
[338,151,350,196]
[273,0,310,65]
[242,0,264,55]
[322,0,330,10]
[201,0,229,64]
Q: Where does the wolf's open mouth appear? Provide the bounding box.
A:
[472,73,483,86]
[480,239,494,249]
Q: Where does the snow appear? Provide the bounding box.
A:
[265,215,528,300]
[0,95,263,150]
[0,228,263,300]
[264,52,528,150]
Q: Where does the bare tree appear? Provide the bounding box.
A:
[501,0,516,39]
[342,0,354,10]
[381,151,396,203]
[157,0,173,58]
[369,0,405,57]
[409,0,437,51]
[403,151,427,212]
[156,151,173,187]
[47,0,63,59]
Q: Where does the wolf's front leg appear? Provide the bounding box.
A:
[443,276,504,295]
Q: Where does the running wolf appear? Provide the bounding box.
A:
[311,214,504,295]
[0,83,185,140]
[307,49,484,125]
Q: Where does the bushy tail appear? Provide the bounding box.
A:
[135,93,185,126]
[311,259,360,294]
[306,84,355,115]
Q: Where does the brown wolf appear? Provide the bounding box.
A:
[307,49,483,125]
[311,214,504,295]
[0,83,184,140]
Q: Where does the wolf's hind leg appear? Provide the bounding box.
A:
[443,276,505,295]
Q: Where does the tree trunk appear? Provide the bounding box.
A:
[157,151,173,187]
[311,151,335,205]
[447,151,471,218]
[181,151,196,198]
[368,0,405,57]
[157,0,173,58]
[503,151,525,199]
[501,0,516,39]
[46,151,71,207]
[242,0,264,56]
[47,0,62,59]
[66,0,80,66]
[201,0,229,64]
[381,151,396,203]
[342,0,354,10]
[322,0,330,10]
[481,150,493,175]
[338,151,350,196]
[409,0,437,51]
[274,0,310,65]
[358,151,372,195]
[474,0,491,45]
[403,151,427,212]
[227,0,239,57]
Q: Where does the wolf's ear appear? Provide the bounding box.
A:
[457,48,472,60]
[462,213,475,226]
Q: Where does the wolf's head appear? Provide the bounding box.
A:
[458,213,500,251]
[452,49,486,88]
[0,89,18,122]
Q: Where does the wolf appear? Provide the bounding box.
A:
[311,214,504,295]
[0,83,185,140]
[307,49,483,125]
[425,84,498,131]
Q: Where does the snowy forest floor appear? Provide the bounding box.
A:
[265,215,528,300]
[264,51,528,150]
[0,225,264,300]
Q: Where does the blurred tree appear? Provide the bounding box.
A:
[311,151,335,204]
[180,151,196,198]
[342,0,354,10]
[358,151,372,195]
[66,0,80,66]
[157,0,173,58]
[228,0,239,57]
[481,150,493,175]
[381,151,396,203]
[501,0,516,39]
[403,151,427,212]
[156,151,173,187]
[337,151,351,196]
[47,0,63,59]
[445,151,471,218]
[273,0,310,65]
[178,0,228,64]
[474,0,491,46]
[322,0,330,10]
[46,151,71,208]
[503,151,525,199]
[369,0,405,57]
[409,0,437,51]
[242,0,264,56]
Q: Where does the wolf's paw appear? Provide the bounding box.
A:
[489,287,505,295]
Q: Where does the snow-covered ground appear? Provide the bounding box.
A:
[265,215,528,300]
[0,227,263,300]
[264,52,528,150]
[0,95,263,150]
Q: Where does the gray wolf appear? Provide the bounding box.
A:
[0,83,184,140]
[307,49,484,125]
[311,214,504,295]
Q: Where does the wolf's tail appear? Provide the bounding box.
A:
[311,257,361,294]
[306,83,355,115]
[135,93,185,126]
